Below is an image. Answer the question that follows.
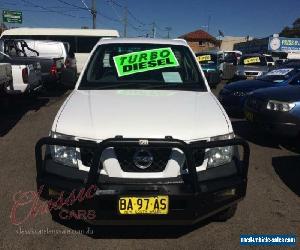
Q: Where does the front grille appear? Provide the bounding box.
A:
[80,144,206,172]
[246,97,265,111]
[114,147,172,172]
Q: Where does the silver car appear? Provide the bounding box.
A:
[236,54,270,79]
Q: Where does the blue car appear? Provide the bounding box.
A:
[219,67,300,116]
[196,51,222,88]
[244,75,300,137]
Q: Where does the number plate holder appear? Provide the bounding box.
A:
[118,196,169,215]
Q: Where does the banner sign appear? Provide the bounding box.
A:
[197,55,211,62]
[268,37,300,52]
[113,48,179,77]
[244,57,260,64]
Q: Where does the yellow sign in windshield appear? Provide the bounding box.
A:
[244,57,260,64]
[197,55,211,62]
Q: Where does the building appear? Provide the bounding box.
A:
[233,37,269,54]
[179,29,219,52]
[220,36,252,51]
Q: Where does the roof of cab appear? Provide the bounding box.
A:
[98,37,188,46]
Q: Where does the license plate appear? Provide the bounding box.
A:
[118,196,169,215]
[245,111,254,122]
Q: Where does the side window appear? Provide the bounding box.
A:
[35,42,62,58]
[77,37,101,53]
[50,36,76,54]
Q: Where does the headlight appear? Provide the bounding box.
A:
[266,100,296,112]
[205,133,234,168]
[236,70,244,76]
[233,91,246,96]
[50,132,78,168]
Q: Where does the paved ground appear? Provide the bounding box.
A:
[0,84,299,250]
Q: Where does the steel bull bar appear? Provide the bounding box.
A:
[35,136,250,225]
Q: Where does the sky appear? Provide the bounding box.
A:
[1,0,300,39]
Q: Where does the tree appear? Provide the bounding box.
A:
[293,18,300,29]
[279,18,300,38]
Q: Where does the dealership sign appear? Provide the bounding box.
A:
[2,10,22,24]
[268,37,300,52]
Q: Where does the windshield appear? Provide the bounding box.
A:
[240,55,267,66]
[79,43,206,91]
[257,68,298,83]
[196,53,217,65]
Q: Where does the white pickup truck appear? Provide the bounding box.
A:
[0,62,12,91]
[0,51,42,94]
[35,38,250,225]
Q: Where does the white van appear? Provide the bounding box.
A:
[0,28,120,73]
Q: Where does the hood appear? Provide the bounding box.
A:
[54,90,231,141]
[252,85,300,102]
[224,80,277,93]
[237,65,268,72]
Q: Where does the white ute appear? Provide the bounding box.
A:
[0,51,42,94]
[0,61,12,91]
[36,38,249,225]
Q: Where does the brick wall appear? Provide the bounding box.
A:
[187,41,218,53]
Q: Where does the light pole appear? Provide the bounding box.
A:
[91,0,96,29]
[165,27,172,38]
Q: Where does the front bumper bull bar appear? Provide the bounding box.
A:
[35,136,250,225]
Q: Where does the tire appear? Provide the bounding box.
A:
[213,204,238,221]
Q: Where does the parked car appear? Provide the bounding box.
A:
[263,54,275,66]
[0,61,12,92]
[195,51,223,87]
[35,38,249,225]
[244,75,300,137]
[220,51,242,80]
[274,59,286,66]
[223,50,242,60]
[234,54,270,80]
[0,51,42,95]
[22,39,77,87]
[0,39,64,86]
[219,66,300,116]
